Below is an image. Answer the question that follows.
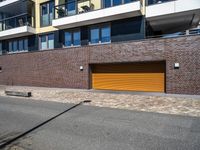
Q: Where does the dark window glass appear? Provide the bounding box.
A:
[49,2,54,13]
[48,34,54,49]
[65,32,72,46]
[73,31,80,46]
[42,4,48,15]
[90,27,99,44]
[90,25,111,44]
[104,0,111,8]
[8,38,28,53]
[101,26,111,43]
[64,30,80,47]
[24,39,28,50]
[9,42,12,52]
[41,35,47,50]
[124,0,134,3]
[49,2,54,23]
[147,0,171,5]
[66,0,76,16]
[18,40,24,51]
[113,0,121,6]
[111,17,142,36]
[40,33,54,50]
[41,1,55,26]
[13,41,18,52]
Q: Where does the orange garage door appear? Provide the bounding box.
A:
[91,62,165,92]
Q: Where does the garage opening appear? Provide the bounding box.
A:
[91,61,165,92]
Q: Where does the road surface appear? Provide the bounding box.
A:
[0,96,199,150]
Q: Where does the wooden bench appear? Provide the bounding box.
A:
[5,91,32,97]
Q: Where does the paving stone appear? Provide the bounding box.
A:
[0,86,200,117]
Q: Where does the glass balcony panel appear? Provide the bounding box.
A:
[54,0,140,19]
[0,14,33,31]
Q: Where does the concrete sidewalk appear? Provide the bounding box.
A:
[0,85,200,117]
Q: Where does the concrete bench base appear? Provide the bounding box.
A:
[5,91,32,97]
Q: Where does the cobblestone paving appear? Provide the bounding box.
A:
[0,86,200,117]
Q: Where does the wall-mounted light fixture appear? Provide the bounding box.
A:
[174,63,179,69]
[80,66,83,71]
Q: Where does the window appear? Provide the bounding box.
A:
[40,33,54,50]
[40,1,55,27]
[64,30,80,47]
[124,0,134,3]
[104,0,111,8]
[90,24,111,44]
[8,38,28,53]
[65,32,72,47]
[66,0,76,16]
[101,26,111,43]
[103,0,122,8]
[90,27,99,44]
[73,31,80,46]
[18,40,24,51]
[113,0,121,6]
[48,34,54,49]
[41,35,47,50]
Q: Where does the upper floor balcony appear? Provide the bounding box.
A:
[0,0,22,8]
[146,0,200,34]
[0,0,35,40]
[0,13,35,40]
[52,0,143,29]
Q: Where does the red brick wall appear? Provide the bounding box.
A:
[0,35,199,95]
[0,48,89,89]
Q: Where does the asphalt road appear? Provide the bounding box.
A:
[0,96,199,150]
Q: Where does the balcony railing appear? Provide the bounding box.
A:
[0,13,34,31]
[146,0,175,5]
[54,0,139,19]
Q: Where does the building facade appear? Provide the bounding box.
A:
[0,0,200,94]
